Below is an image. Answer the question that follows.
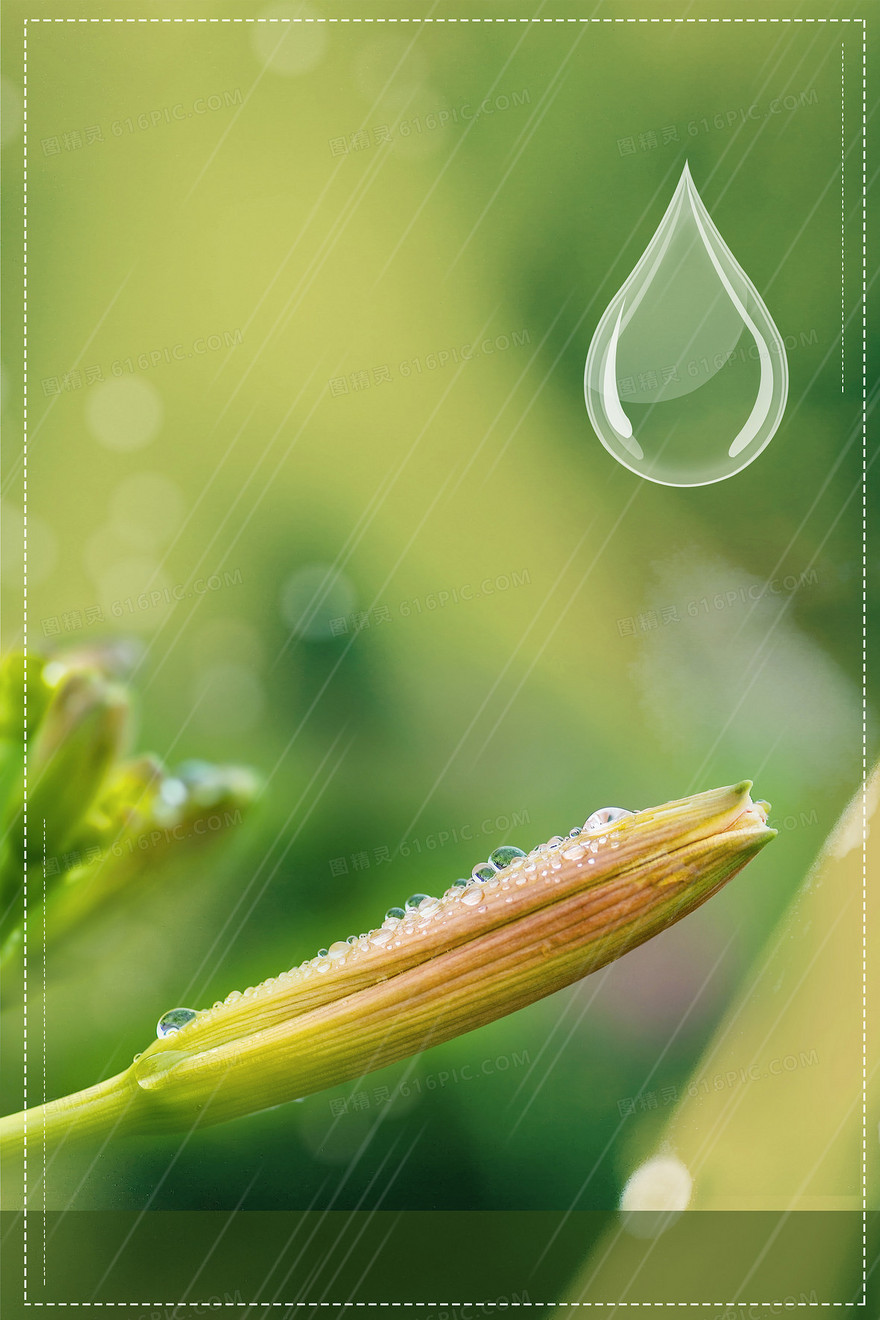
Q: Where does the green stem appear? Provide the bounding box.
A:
[0,1069,140,1161]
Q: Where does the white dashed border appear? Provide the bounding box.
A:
[20,13,869,1310]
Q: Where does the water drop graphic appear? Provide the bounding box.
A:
[584,163,788,486]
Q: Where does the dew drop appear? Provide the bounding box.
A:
[584,162,788,487]
[471,863,496,882]
[385,907,405,921]
[585,807,633,831]
[405,893,431,912]
[489,845,527,868]
[461,887,484,906]
[452,878,469,887]
[327,941,349,960]
[156,1007,198,1038]
[316,948,329,959]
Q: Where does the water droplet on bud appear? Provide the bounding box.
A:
[156,1007,198,1038]
[584,807,633,831]
[489,845,526,868]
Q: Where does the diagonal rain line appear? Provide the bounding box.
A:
[251,302,501,782]
[263,1118,421,1307]
[2,266,137,500]
[739,1075,875,1288]
[685,400,877,797]
[477,170,877,786]
[45,727,354,1230]
[146,304,494,703]
[270,281,589,682]
[531,929,740,1274]
[437,39,589,279]
[477,167,692,491]
[207,1,445,391]
[177,726,355,1010]
[85,1056,251,1304]
[470,475,643,772]
[318,1212,403,1320]
[15,18,335,502]
[685,900,856,1184]
[505,967,615,1141]
[136,355,338,691]
[367,12,554,294]
[480,7,846,494]
[205,79,425,430]
[133,396,261,601]
[505,961,616,1116]
[263,47,622,666]
[590,1071,869,1311]
[387,491,610,852]
[252,1131,408,1307]
[181,21,300,207]
[209,0,529,429]
[266,311,502,673]
[608,1051,879,1312]
[286,1129,422,1311]
[23,18,443,723]
[478,4,826,489]
[443,8,617,279]
[167,1166,262,1319]
[685,398,878,797]
[234,1174,333,1319]
[730,253,880,645]
[763,96,874,295]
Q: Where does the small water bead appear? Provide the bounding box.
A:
[346,935,358,944]
[569,828,582,838]
[385,906,406,921]
[156,1007,198,1038]
[327,941,349,960]
[452,878,469,887]
[584,807,633,832]
[472,863,497,882]
[547,835,566,849]
[461,887,485,906]
[489,845,526,868]
[371,928,394,946]
[405,893,432,912]
[417,896,440,916]
[317,948,329,959]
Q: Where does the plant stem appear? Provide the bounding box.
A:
[0,1068,140,1162]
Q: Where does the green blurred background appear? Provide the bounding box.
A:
[0,0,876,1240]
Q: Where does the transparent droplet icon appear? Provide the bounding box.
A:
[584,163,788,487]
